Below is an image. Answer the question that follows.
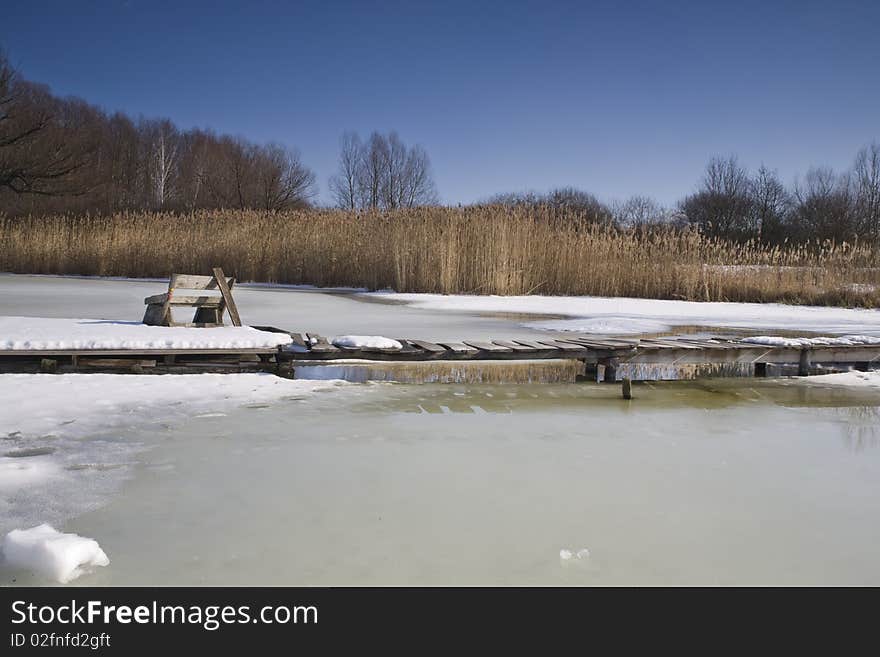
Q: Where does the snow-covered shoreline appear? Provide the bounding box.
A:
[0,316,292,351]
[0,373,343,553]
[0,372,338,441]
[366,292,880,336]
[803,370,880,388]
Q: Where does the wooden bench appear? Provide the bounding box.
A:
[143,267,242,327]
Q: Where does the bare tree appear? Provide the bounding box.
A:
[790,167,854,241]
[361,132,387,209]
[140,118,179,209]
[254,143,316,210]
[328,131,363,209]
[749,165,789,242]
[0,53,94,198]
[489,188,611,223]
[400,144,438,207]
[680,156,754,240]
[330,130,438,210]
[852,142,880,239]
[381,131,407,208]
[612,195,668,227]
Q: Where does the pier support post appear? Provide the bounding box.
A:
[621,377,632,400]
[601,359,619,383]
[580,361,600,382]
[798,349,811,376]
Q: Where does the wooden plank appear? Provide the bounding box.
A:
[305,333,341,353]
[142,303,166,325]
[536,340,588,353]
[491,340,541,353]
[633,338,700,349]
[213,267,242,327]
[394,339,424,354]
[634,339,674,349]
[76,358,157,368]
[565,337,639,349]
[145,295,223,306]
[512,339,561,351]
[170,274,218,290]
[560,337,628,350]
[437,341,479,354]
[670,338,731,349]
[407,339,448,353]
[462,340,513,353]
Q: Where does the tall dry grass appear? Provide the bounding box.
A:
[1,207,879,306]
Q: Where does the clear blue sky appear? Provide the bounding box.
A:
[2,0,878,206]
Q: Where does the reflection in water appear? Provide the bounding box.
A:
[836,406,880,451]
[350,378,880,416]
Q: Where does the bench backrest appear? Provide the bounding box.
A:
[169,273,235,292]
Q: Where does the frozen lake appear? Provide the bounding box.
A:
[2,274,880,585]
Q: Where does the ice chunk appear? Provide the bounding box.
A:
[1,524,109,583]
[560,547,590,562]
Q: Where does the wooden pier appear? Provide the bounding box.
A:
[276,331,880,381]
[3,329,878,382]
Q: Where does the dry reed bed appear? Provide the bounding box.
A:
[1,208,879,307]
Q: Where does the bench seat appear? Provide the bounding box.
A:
[144,293,224,307]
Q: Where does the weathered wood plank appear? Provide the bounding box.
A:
[213,267,242,327]
[512,339,560,351]
[76,358,157,368]
[144,294,223,306]
[491,340,537,352]
[634,338,701,349]
[437,341,479,354]
[393,339,423,354]
[674,338,732,349]
[170,274,224,290]
[305,334,341,353]
[463,340,513,353]
[536,340,588,353]
[408,339,449,353]
[561,337,634,350]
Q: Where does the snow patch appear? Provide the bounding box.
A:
[0,317,292,351]
[2,524,109,583]
[368,292,880,336]
[0,373,335,442]
[742,335,880,348]
[804,371,880,388]
[0,457,60,492]
[331,335,403,350]
[0,373,340,536]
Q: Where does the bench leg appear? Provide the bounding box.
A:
[193,307,221,325]
[143,303,168,326]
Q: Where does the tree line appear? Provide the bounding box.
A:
[3,49,878,246]
[0,51,318,215]
[486,144,880,244]
[678,150,880,243]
